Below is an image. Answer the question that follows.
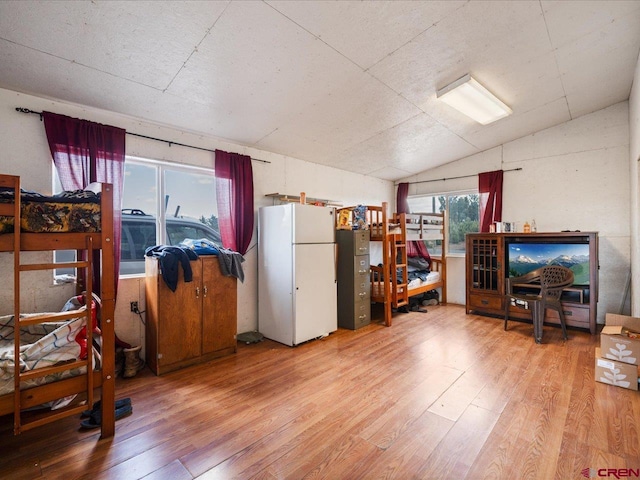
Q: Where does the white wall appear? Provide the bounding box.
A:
[401,102,631,323]
[630,50,640,316]
[0,87,394,348]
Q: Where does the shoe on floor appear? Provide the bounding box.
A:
[81,398,131,418]
[80,404,132,429]
[422,299,438,306]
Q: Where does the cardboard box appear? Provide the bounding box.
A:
[600,314,640,365]
[595,347,639,391]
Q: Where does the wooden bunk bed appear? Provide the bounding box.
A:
[0,174,116,438]
[338,202,447,327]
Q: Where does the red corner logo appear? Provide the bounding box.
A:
[583,468,640,478]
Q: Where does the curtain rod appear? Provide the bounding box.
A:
[15,107,271,164]
[397,167,522,185]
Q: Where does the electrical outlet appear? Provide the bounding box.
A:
[130,301,139,313]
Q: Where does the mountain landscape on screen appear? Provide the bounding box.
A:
[508,243,590,285]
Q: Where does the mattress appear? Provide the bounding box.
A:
[0,189,101,234]
[372,271,441,298]
[408,271,441,289]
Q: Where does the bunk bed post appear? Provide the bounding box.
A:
[381,202,392,327]
[441,210,447,304]
[84,236,95,413]
[99,183,116,438]
[1,175,23,434]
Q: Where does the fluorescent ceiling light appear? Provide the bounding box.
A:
[436,74,512,125]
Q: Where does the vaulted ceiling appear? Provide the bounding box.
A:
[1,1,639,180]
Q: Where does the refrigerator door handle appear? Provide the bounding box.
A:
[334,243,338,282]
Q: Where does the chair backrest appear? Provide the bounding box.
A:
[540,265,574,301]
[505,267,542,294]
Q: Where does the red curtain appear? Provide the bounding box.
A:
[397,181,432,267]
[215,149,254,255]
[396,182,409,214]
[479,170,503,232]
[43,111,125,296]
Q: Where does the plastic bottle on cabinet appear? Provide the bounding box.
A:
[523,221,531,233]
[531,219,537,232]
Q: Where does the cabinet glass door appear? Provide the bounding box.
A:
[470,236,502,294]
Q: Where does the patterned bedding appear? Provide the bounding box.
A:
[0,189,101,234]
[0,313,88,396]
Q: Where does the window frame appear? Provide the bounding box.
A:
[120,156,218,277]
[53,156,219,279]
[407,189,479,256]
[125,156,217,249]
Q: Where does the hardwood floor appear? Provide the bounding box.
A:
[1,304,639,479]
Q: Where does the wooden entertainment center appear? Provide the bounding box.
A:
[465,232,598,334]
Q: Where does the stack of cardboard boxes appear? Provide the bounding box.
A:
[595,313,640,391]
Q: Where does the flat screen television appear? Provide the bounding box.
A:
[507,241,590,286]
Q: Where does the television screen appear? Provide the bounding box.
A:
[507,242,590,285]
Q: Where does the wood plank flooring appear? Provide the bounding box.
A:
[1,304,639,479]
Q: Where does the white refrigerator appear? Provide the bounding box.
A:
[258,203,338,346]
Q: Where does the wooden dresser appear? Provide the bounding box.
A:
[145,255,237,375]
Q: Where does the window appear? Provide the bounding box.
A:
[407,192,479,254]
[120,158,220,275]
[54,157,220,277]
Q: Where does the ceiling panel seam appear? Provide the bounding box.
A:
[163,1,232,93]
[0,37,162,91]
[540,1,571,120]
[265,1,369,71]
[363,0,469,73]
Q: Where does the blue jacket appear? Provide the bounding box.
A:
[145,245,199,292]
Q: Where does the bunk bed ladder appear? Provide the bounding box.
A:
[379,203,392,326]
[391,213,409,309]
[6,175,95,433]
[13,246,95,434]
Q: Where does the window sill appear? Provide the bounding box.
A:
[119,273,146,280]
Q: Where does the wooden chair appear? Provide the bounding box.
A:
[504,265,574,344]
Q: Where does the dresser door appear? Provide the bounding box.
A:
[156,259,202,367]
[201,257,237,355]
